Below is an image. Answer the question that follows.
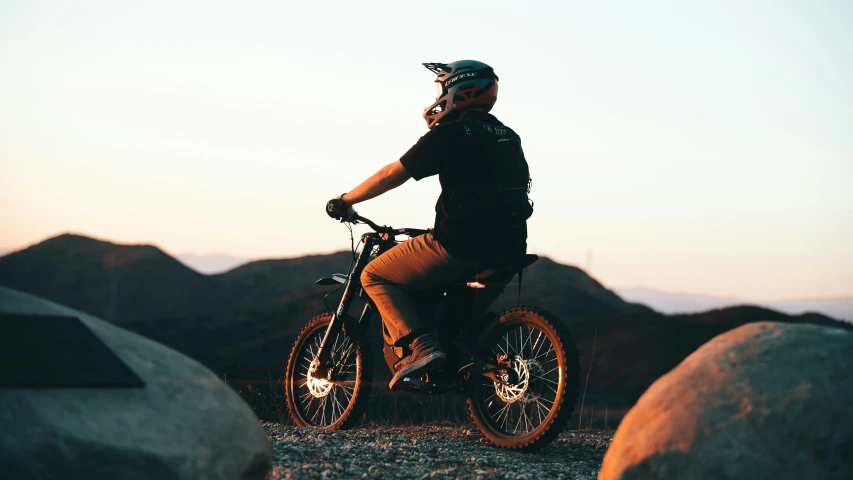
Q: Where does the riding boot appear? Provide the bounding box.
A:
[389,331,446,390]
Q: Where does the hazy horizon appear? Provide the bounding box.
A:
[1,1,851,302]
[2,231,851,310]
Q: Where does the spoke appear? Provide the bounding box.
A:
[539,356,559,365]
[339,344,355,369]
[311,397,322,423]
[330,391,340,421]
[534,346,554,361]
[340,337,351,357]
[501,405,512,431]
[336,389,348,417]
[523,404,534,433]
[514,328,521,355]
[536,401,548,424]
[531,330,545,358]
[523,327,534,358]
[493,401,512,424]
[513,404,526,434]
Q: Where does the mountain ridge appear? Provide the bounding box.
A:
[0,233,644,324]
[2,233,848,412]
[616,287,853,321]
[0,233,224,323]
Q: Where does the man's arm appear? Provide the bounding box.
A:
[341,160,411,206]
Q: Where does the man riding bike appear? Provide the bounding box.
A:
[326,60,533,390]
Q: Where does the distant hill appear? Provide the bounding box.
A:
[565,306,848,402]
[0,234,223,323]
[2,233,849,416]
[496,258,651,319]
[0,236,366,324]
[213,252,354,312]
[0,233,647,369]
[616,287,853,321]
[0,234,644,327]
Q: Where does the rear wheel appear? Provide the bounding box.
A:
[284,313,372,429]
[466,306,580,451]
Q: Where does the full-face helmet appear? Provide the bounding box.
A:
[422,60,499,129]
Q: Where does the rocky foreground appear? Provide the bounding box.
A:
[263,422,612,480]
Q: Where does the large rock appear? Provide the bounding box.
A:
[0,286,272,479]
[600,321,853,480]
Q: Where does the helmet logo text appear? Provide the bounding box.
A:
[444,72,478,87]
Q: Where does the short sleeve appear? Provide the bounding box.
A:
[399,124,456,180]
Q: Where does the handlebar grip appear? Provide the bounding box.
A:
[326,198,348,220]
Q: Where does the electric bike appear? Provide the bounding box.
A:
[283,214,579,451]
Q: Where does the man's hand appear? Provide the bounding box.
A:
[326,194,357,222]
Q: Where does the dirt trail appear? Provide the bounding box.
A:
[264,423,611,479]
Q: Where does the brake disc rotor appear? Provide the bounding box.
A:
[494,355,530,403]
[306,359,333,398]
[520,359,545,404]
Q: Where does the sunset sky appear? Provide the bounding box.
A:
[1,1,851,301]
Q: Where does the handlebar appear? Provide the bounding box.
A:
[351,214,429,238]
[327,200,427,237]
[352,214,388,232]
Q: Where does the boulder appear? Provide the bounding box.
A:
[600,321,853,480]
[0,286,272,479]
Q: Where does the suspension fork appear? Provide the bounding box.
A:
[314,237,378,378]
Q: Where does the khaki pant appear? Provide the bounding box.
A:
[361,232,509,346]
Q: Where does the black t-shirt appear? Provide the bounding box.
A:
[400,112,533,262]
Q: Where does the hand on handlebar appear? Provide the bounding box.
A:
[326,194,357,223]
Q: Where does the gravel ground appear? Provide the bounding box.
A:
[263,422,612,480]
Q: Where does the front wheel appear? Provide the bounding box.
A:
[466,306,580,451]
[284,313,372,429]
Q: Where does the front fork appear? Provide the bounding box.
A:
[313,240,376,380]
